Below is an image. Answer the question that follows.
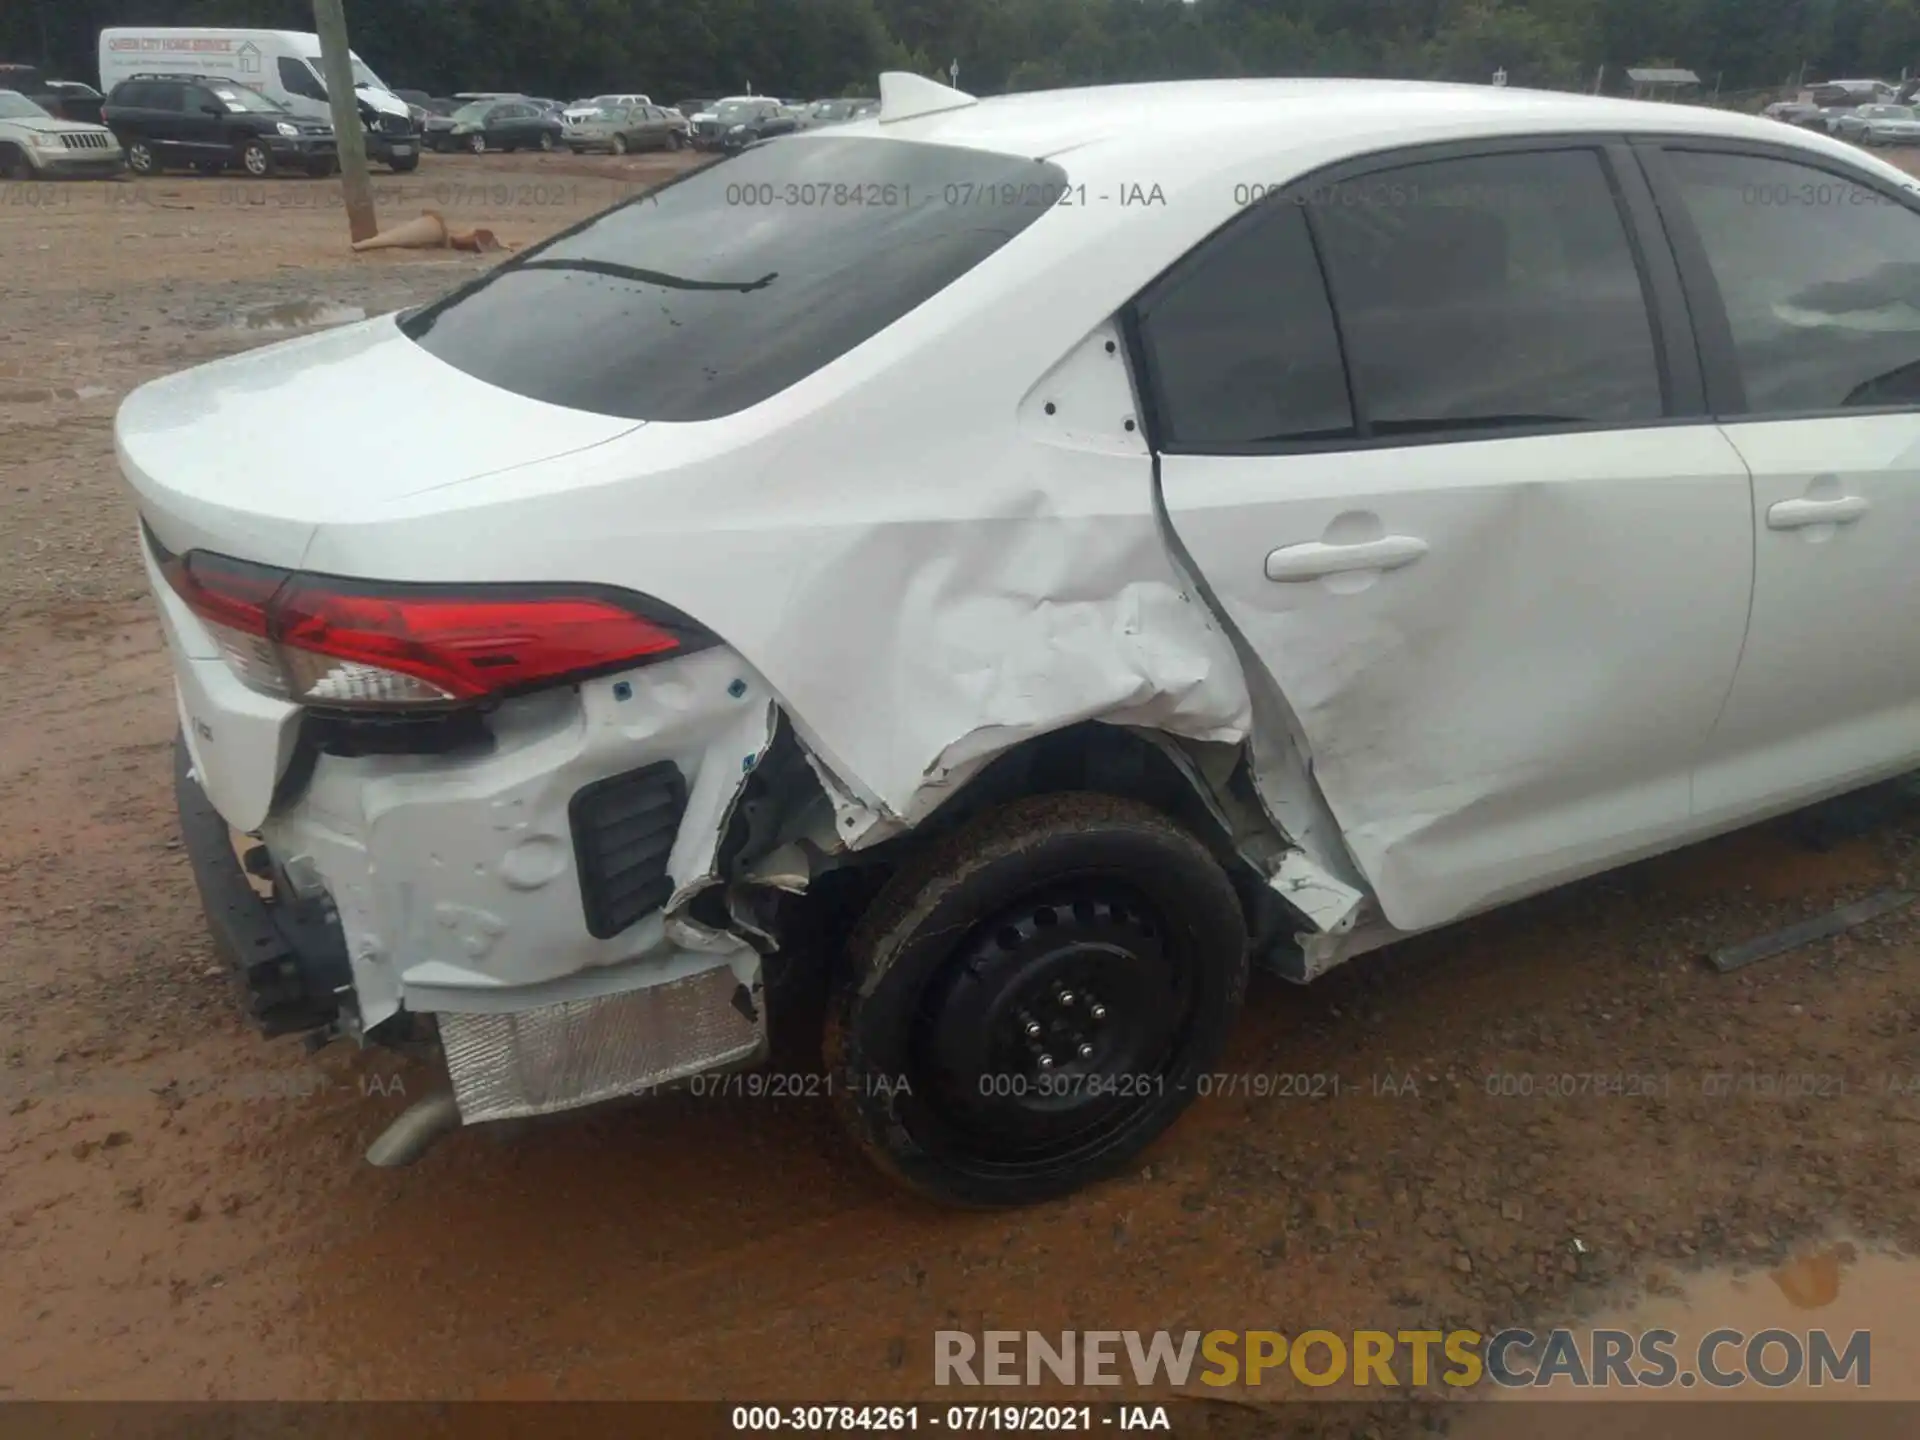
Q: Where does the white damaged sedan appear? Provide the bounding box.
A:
[122,73,1920,1206]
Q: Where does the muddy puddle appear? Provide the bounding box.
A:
[227,298,367,332]
[1447,1240,1919,1437]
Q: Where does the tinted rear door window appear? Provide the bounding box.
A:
[1660,149,1920,412]
[403,137,1067,421]
[1133,200,1355,448]
[1310,149,1665,436]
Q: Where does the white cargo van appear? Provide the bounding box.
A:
[98,27,419,171]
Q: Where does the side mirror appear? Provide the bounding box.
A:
[202,102,225,116]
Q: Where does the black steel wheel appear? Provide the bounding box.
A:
[826,792,1247,1208]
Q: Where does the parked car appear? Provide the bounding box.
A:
[391,87,434,128]
[43,80,107,124]
[428,96,564,154]
[674,97,713,124]
[121,76,1920,1208]
[0,65,104,124]
[1761,100,1828,130]
[685,96,752,148]
[99,27,417,172]
[102,73,335,177]
[0,88,124,179]
[1810,79,1898,106]
[798,97,879,128]
[566,103,687,154]
[1837,102,1920,146]
[563,93,651,127]
[694,97,796,152]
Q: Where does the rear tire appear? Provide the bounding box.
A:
[126,139,158,175]
[468,133,487,155]
[668,130,686,150]
[611,133,628,155]
[825,793,1248,1209]
[388,154,419,173]
[538,131,555,152]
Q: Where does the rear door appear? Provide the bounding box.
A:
[1146,139,1757,933]
[1637,139,1920,821]
[495,102,532,145]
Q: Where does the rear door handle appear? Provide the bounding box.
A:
[1265,535,1429,583]
[1767,496,1869,530]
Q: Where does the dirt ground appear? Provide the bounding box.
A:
[5,147,1920,1425]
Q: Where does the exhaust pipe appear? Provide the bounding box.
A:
[365,1090,462,1167]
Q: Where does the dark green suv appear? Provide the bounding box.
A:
[102,73,337,178]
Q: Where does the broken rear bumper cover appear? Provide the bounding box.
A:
[172,643,776,1126]
[174,736,354,1039]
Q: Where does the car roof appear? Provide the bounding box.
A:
[812,78,1876,173]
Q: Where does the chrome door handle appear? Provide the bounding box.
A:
[1767,496,1869,530]
[1265,535,1429,583]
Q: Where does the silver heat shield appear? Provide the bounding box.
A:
[438,963,765,1123]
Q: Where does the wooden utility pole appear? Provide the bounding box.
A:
[311,0,378,244]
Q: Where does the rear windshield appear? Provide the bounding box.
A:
[402,137,1067,421]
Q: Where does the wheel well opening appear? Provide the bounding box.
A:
[717,720,1296,997]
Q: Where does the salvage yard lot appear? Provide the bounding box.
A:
[4,148,1920,1416]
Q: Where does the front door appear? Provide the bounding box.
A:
[1640,141,1920,821]
[180,85,235,161]
[1147,142,1757,933]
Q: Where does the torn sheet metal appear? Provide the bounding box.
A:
[1271,852,1367,936]
[1128,727,1367,936]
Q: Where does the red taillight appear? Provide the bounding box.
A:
[154,537,711,709]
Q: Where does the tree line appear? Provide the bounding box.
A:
[8,0,1920,105]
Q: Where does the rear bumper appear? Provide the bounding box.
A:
[177,726,769,1123]
[174,735,352,1038]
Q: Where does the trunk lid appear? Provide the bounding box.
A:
[116,312,643,568]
